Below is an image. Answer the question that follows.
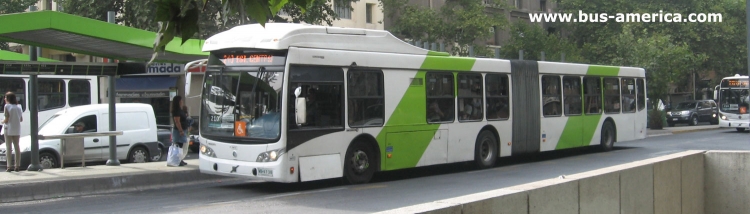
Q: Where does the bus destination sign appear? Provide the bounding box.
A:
[220,53,284,66]
[721,79,749,88]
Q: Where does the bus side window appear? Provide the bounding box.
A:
[288,65,344,129]
[457,73,483,122]
[426,72,454,123]
[542,75,561,117]
[621,78,636,113]
[584,77,602,114]
[563,76,582,115]
[347,69,384,127]
[604,78,620,114]
[0,77,27,112]
[486,74,509,120]
[637,78,646,111]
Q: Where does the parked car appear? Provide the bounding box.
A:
[0,104,160,169]
[666,100,719,126]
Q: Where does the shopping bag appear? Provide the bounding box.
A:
[167,144,182,166]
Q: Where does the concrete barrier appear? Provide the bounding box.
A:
[704,151,750,214]
[377,150,749,214]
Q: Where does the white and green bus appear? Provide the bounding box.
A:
[197,23,647,183]
[715,74,750,131]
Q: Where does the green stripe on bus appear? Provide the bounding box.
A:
[556,65,620,149]
[376,56,475,170]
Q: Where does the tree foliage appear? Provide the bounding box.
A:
[0,0,37,50]
[500,21,585,63]
[381,0,508,56]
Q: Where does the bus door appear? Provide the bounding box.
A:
[558,76,584,149]
[582,77,603,146]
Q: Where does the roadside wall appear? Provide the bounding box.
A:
[377,150,750,214]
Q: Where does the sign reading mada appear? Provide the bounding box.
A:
[116,91,169,98]
[148,63,184,74]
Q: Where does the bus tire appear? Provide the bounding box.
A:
[737,128,746,132]
[600,122,616,152]
[343,141,375,184]
[474,130,498,169]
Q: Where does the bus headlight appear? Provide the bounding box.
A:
[257,148,285,162]
[719,113,727,120]
[200,145,216,158]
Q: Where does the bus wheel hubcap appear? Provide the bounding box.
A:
[481,139,492,161]
[351,150,369,173]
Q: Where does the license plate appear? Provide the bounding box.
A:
[673,118,678,121]
[257,168,273,177]
[0,155,5,162]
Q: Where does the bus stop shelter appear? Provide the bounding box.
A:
[0,10,208,171]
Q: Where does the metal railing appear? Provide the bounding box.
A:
[38,131,123,169]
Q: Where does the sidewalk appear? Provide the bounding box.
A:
[0,159,233,203]
[647,124,721,137]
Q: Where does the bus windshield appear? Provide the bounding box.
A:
[200,68,284,141]
[719,89,750,113]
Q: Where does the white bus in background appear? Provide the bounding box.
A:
[715,74,750,132]
[196,23,647,184]
[0,75,99,138]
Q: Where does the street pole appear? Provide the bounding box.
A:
[105,11,120,166]
[746,0,749,77]
[28,6,37,61]
[26,75,43,171]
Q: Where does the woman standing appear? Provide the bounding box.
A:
[3,92,23,172]
[170,95,188,166]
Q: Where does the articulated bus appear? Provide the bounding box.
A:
[715,74,750,131]
[197,24,647,183]
[0,75,99,137]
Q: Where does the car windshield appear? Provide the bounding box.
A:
[200,68,283,141]
[674,102,697,111]
[719,89,750,113]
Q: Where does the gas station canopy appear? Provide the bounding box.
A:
[0,11,208,63]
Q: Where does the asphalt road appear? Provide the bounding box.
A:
[1,128,747,214]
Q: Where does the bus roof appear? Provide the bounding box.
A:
[202,23,434,55]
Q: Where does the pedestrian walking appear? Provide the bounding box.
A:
[168,95,188,167]
[179,106,192,161]
[3,92,23,172]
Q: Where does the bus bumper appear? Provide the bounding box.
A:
[719,120,749,128]
[199,155,295,183]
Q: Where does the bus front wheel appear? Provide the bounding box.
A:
[343,142,375,184]
[474,130,498,169]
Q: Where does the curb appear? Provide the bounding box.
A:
[0,169,234,203]
[672,127,721,134]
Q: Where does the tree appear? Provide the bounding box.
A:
[0,0,37,50]
[381,0,508,56]
[274,0,357,26]
[500,21,585,62]
[150,0,315,63]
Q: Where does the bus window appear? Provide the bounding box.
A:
[563,76,582,115]
[347,69,384,127]
[288,66,344,129]
[604,78,621,114]
[426,72,454,123]
[621,78,636,113]
[584,77,601,114]
[486,74,509,120]
[0,77,26,112]
[69,79,91,107]
[37,79,66,111]
[637,78,646,111]
[542,75,561,117]
[457,73,483,122]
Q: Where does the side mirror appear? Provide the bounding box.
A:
[294,87,307,124]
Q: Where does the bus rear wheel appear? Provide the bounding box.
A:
[343,142,375,184]
[474,130,498,169]
[600,122,616,152]
[737,128,747,132]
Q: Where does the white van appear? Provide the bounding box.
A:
[0,103,160,169]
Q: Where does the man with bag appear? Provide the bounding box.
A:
[167,96,189,167]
